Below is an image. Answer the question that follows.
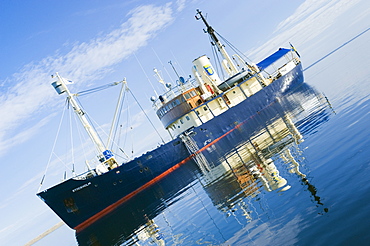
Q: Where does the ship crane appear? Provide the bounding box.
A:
[51,73,118,173]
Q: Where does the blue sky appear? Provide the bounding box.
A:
[0,0,369,245]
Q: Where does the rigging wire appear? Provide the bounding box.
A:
[116,125,123,155]
[76,81,122,97]
[123,98,132,156]
[129,106,134,158]
[99,89,131,161]
[73,105,96,171]
[209,34,226,80]
[134,53,159,96]
[170,50,187,77]
[107,80,126,150]
[40,76,165,184]
[38,100,68,192]
[152,47,175,86]
[110,90,126,149]
[214,29,253,63]
[128,88,165,144]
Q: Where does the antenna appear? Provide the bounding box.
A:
[168,60,181,81]
[153,68,170,91]
[195,9,239,76]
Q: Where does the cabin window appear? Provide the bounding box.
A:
[203,106,208,111]
[189,102,193,108]
[184,93,191,100]
[186,116,190,121]
[180,119,183,124]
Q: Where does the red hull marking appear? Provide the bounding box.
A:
[75,155,193,232]
[75,101,277,231]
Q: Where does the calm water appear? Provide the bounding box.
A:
[75,78,370,246]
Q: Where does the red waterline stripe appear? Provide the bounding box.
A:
[197,101,275,153]
[75,101,277,232]
[74,155,193,232]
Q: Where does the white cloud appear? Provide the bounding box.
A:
[176,0,187,12]
[0,4,174,157]
[248,0,362,61]
[0,112,55,156]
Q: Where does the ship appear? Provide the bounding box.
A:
[75,82,331,245]
[37,9,304,231]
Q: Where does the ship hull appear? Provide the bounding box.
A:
[37,63,304,230]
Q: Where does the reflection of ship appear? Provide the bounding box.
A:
[76,158,200,246]
[37,10,304,230]
[200,83,331,215]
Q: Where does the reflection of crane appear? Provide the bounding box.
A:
[280,148,328,212]
[134,216,165,246]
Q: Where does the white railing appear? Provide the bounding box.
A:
[152,79,200,110]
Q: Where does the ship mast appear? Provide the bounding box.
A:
[196,9,239,76]
[52,73,117,169]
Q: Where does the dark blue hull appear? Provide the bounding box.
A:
[37,63,304,230]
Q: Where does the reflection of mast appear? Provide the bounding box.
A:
[280,148,327,212]
[281,149,305,178]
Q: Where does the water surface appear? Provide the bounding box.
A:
[75,76,370,245]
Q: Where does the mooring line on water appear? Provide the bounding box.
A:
[304,27,370,71]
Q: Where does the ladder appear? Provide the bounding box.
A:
[179,132,213,173]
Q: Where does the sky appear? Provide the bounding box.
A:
[0,0,369,245]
